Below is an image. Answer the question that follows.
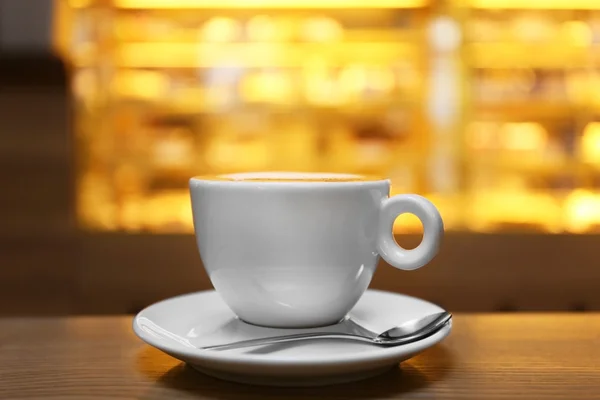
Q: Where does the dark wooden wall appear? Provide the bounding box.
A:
[0,53,78,315]
[1,54,599,316]
[76,233,600,315]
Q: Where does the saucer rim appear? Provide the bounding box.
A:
[133,289,451,368]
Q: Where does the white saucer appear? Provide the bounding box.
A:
[133,289,451,387]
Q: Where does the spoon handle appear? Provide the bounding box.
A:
[199,332,375,351]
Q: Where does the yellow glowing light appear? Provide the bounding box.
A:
[115,42,417,68]
[152,129,196,169]
[240,71,295,103]
[468,42,589,69]
[393,212,423,234]
[200,17,242,42]
[141,191,194,233]
[112,0,429,9]
[470,191,562,233]
[303,57,339,105]
[205,136,271,171]
[301,17,344,42]
[499,123,547,151]
[112,70,169,100]
[581,122,600,164]
[247,15,277,42]
[338,65,368,98]
[368,67,396,93]
[468,0,600,9]
[510,15,554,43]
[565,190,600,233]
[561,21,592,47]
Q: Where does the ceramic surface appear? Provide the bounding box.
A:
[189,172,443,328]
[133,289,452,387]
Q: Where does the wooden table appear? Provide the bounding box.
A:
[1,314,599,399]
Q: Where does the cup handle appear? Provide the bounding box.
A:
[377,194,444,271]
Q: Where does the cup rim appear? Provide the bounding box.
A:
[189,172,390,187]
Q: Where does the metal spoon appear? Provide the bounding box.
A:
[199,311,451,351]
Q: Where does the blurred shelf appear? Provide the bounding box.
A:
[466,188,600,234]
[466,156,578,174]
[112,99,419,116]
[466,191,565,233]
[467,43,591,69]
[474,102,580,119]
[103,42,421,68]
[76,187,600,234]
[105,0,431,9]
[71,44,423,67]
[464,0,600,10]
[59,0,600,236]
[111,30,422,44]
[77,187,462,234]
[71,42,424,69]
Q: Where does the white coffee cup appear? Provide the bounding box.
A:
[189,172,443,328]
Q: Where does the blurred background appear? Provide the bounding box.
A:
[1,0,600,316]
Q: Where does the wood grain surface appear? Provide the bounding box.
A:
[0,314,599,399]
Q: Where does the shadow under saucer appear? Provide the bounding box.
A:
[136,344,455,398]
